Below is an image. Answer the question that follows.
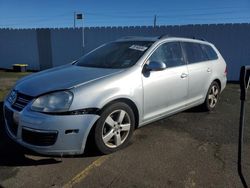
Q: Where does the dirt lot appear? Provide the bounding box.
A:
[0,71,249,188]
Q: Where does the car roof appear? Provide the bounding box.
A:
[116,35,210,45]
[116,36,159,42]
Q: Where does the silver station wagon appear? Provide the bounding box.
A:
[4,36,227,155]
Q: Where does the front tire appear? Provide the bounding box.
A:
[94,102,135,154]
[202,81,220,111]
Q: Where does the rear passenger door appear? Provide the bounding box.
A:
[181,42,213,105]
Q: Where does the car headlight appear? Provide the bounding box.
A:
[31,91,73,113]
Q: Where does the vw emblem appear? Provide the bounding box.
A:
[8,90,17,105]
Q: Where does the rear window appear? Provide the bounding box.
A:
[200,44,218,60]
[182,42,208,64]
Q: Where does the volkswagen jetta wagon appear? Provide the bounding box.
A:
[4,36,227,155]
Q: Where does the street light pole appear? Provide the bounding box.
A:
[73,12,85,49]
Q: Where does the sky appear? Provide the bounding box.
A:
[0,0,250,28]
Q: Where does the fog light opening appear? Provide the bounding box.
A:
[65,129,79,134]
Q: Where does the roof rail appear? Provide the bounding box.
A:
[192,36,207,41]
[117,36,159,41]
[118,36,139,39]
[158,34,171,39]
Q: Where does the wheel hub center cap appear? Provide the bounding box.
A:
[114,122,120,131]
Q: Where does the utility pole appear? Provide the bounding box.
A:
[154,15,157,27]
[73,12,76,28]
[81,13,85,48]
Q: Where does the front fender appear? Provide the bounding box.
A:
[69,69,144,122]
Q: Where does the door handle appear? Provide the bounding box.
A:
[207,68,212,73]
[181,73,188,78]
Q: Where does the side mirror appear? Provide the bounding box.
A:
[146,61,166,71]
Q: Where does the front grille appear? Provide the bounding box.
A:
[4,107,18,136]
[22,128,58,146]
[12,92,33,112]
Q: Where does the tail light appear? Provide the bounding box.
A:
[224,66,227,76]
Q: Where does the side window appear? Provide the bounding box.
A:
[149,42,185,68]
[200,44,218,60]
[182,42,208,64]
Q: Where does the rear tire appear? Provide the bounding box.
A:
[94,102,135,154]
[202,81,220,111]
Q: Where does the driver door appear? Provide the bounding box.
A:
[142,41,189,122]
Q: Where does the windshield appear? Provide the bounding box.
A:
[76,41,153,69]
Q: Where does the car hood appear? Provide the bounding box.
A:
[15,64,124,97]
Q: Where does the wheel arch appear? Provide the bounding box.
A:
[83,97,140,153]
[100,98,140,129]
[212,78,221,91]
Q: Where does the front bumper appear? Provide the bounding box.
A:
[3,101,99,156]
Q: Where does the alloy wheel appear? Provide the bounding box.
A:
[102,109,131,148]
[208,85,219,108]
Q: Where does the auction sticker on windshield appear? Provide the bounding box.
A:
[129,45,148,51]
